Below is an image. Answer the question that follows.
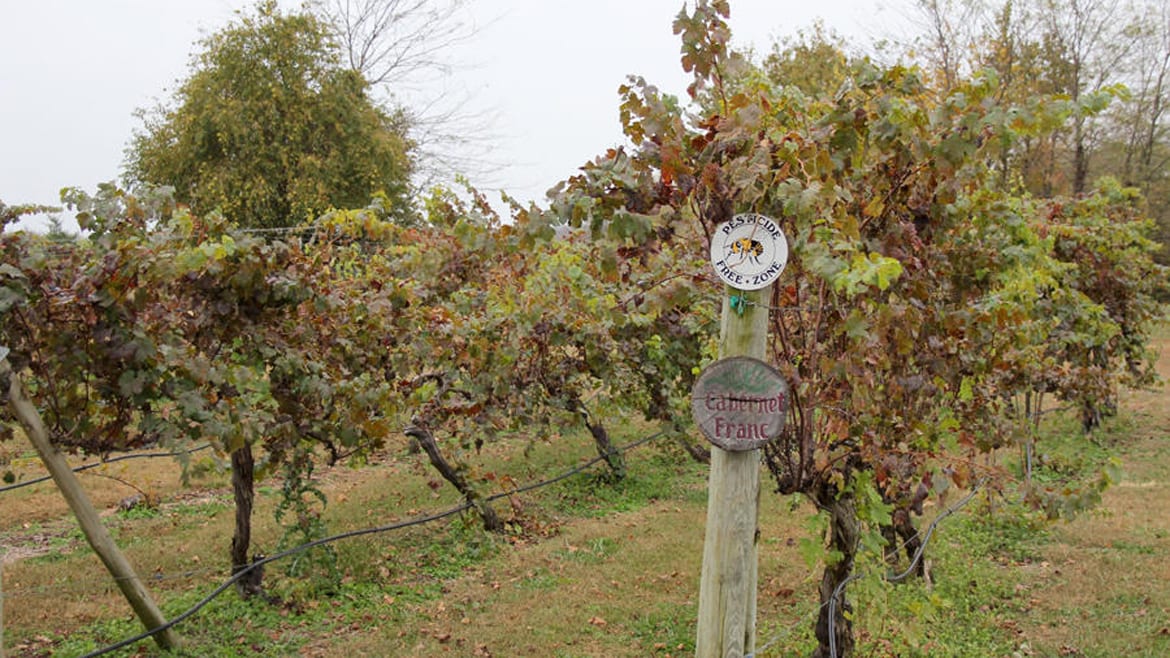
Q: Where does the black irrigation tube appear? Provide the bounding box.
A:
[0,443,214,494]
[77,430,668,658]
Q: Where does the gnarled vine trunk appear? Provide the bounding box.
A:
[405,426,503,532]
[674,432,711,464]
[571,398,625,480]
[812,488,860,658]
[230,443,264,597]
[880,475,928,580]
[881,507,925,579]
[585,418,625,480]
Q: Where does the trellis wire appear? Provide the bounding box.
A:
[0,443,213,494]
[725,291,1019,316]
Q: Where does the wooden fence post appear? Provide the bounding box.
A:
[2,549,6,658]
[695,284,772,657]
[0,358,180,651]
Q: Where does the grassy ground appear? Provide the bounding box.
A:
[1008,354,1170,658]
[2,330,1168,657]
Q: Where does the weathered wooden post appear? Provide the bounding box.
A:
[1,547,5,658]
[0,356,180,651]
[694,214,788,657]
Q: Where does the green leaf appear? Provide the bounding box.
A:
[843,309,869,340]
[0,287,25,313]
[958,376,974,403]
[872,254,903,291]
[0,263,26,279]
[118,370,148,397]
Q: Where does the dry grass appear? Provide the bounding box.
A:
[300,478,817,658]
[1004,331,1170,657]
[1,447,234,635]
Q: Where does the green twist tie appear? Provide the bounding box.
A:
[729,294,747,316]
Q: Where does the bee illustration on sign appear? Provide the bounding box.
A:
[729,237,765,265]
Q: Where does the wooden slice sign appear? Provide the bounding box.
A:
[691,356,789,451]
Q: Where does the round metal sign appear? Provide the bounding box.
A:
[691,356,790,451]
[709,213,788,291]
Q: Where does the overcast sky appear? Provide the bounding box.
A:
[0,0,913,232]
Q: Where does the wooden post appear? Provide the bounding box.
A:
[0,359,180,651]
[1,549,5,658]
[696,284,771,657]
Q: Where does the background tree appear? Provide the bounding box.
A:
[899,0,1170,262]
[1097,0,1170,261]
[1034,0,1132,195]
[125,0,414,229]
[762,21,852,99]
[908,0,989,91]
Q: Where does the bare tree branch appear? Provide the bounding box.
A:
[314,0,504,189]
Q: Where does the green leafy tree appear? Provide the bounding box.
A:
[762,21,851,100]
[125,0,414,229]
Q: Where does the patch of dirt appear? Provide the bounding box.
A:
[0,527,72,564]
[0,486,233,565]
